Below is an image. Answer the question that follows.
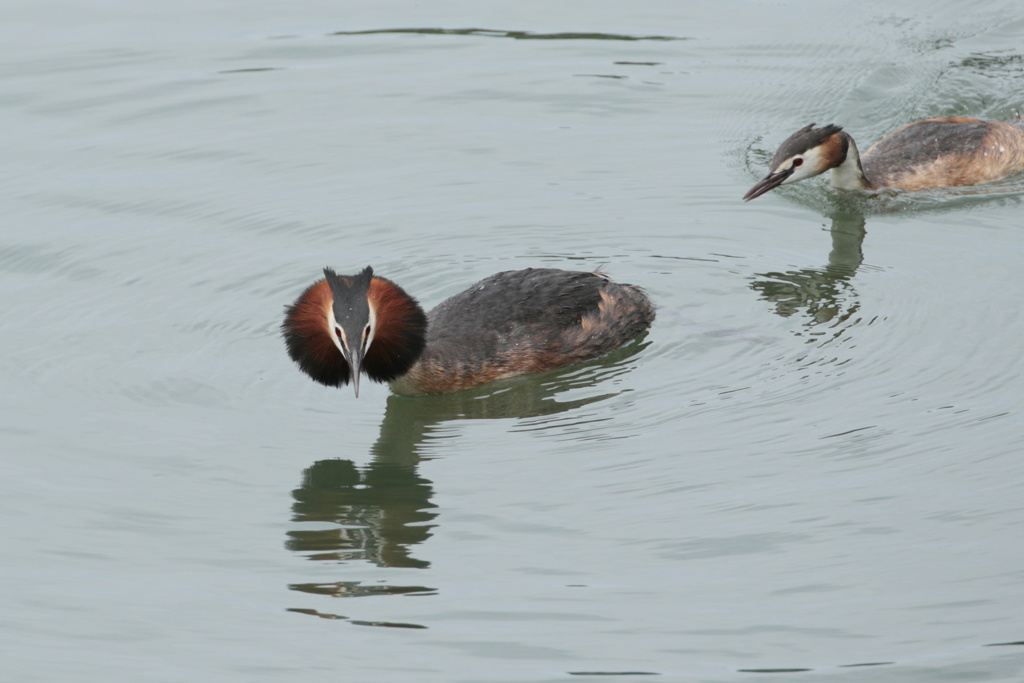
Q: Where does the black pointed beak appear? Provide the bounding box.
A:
[345,346,365,398]
[743,168,793,202]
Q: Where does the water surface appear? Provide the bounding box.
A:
[3,1,1024,681]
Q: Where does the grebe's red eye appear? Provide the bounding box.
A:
[335,327,343,339]
[792,158,803,167]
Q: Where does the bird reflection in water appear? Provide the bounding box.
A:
[285,341,649,616]
[749,212,867,333]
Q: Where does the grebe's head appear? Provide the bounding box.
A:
[743,123,846,201]
[322,266,376,397]
[282,266,427,397]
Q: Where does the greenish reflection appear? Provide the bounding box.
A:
[749,212,866,330]
[286,341,649,576]
[287,457,436,569]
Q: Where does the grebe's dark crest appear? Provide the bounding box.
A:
[743,117,1024,201]
[282,267,655,396]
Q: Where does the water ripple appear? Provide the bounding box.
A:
[330,28,690,42]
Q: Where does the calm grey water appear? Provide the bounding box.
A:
[4,1,1024,681]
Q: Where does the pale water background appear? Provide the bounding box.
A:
[3,0,1024,681]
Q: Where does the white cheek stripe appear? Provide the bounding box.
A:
[326,306,348,357]
[365,302,377,353]
[784,146,828,184]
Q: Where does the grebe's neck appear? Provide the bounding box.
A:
[386,337,470,396]
[829,132,873,190]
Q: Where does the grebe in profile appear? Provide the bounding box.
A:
[743,117,1024,201]
[282,266,655,396]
